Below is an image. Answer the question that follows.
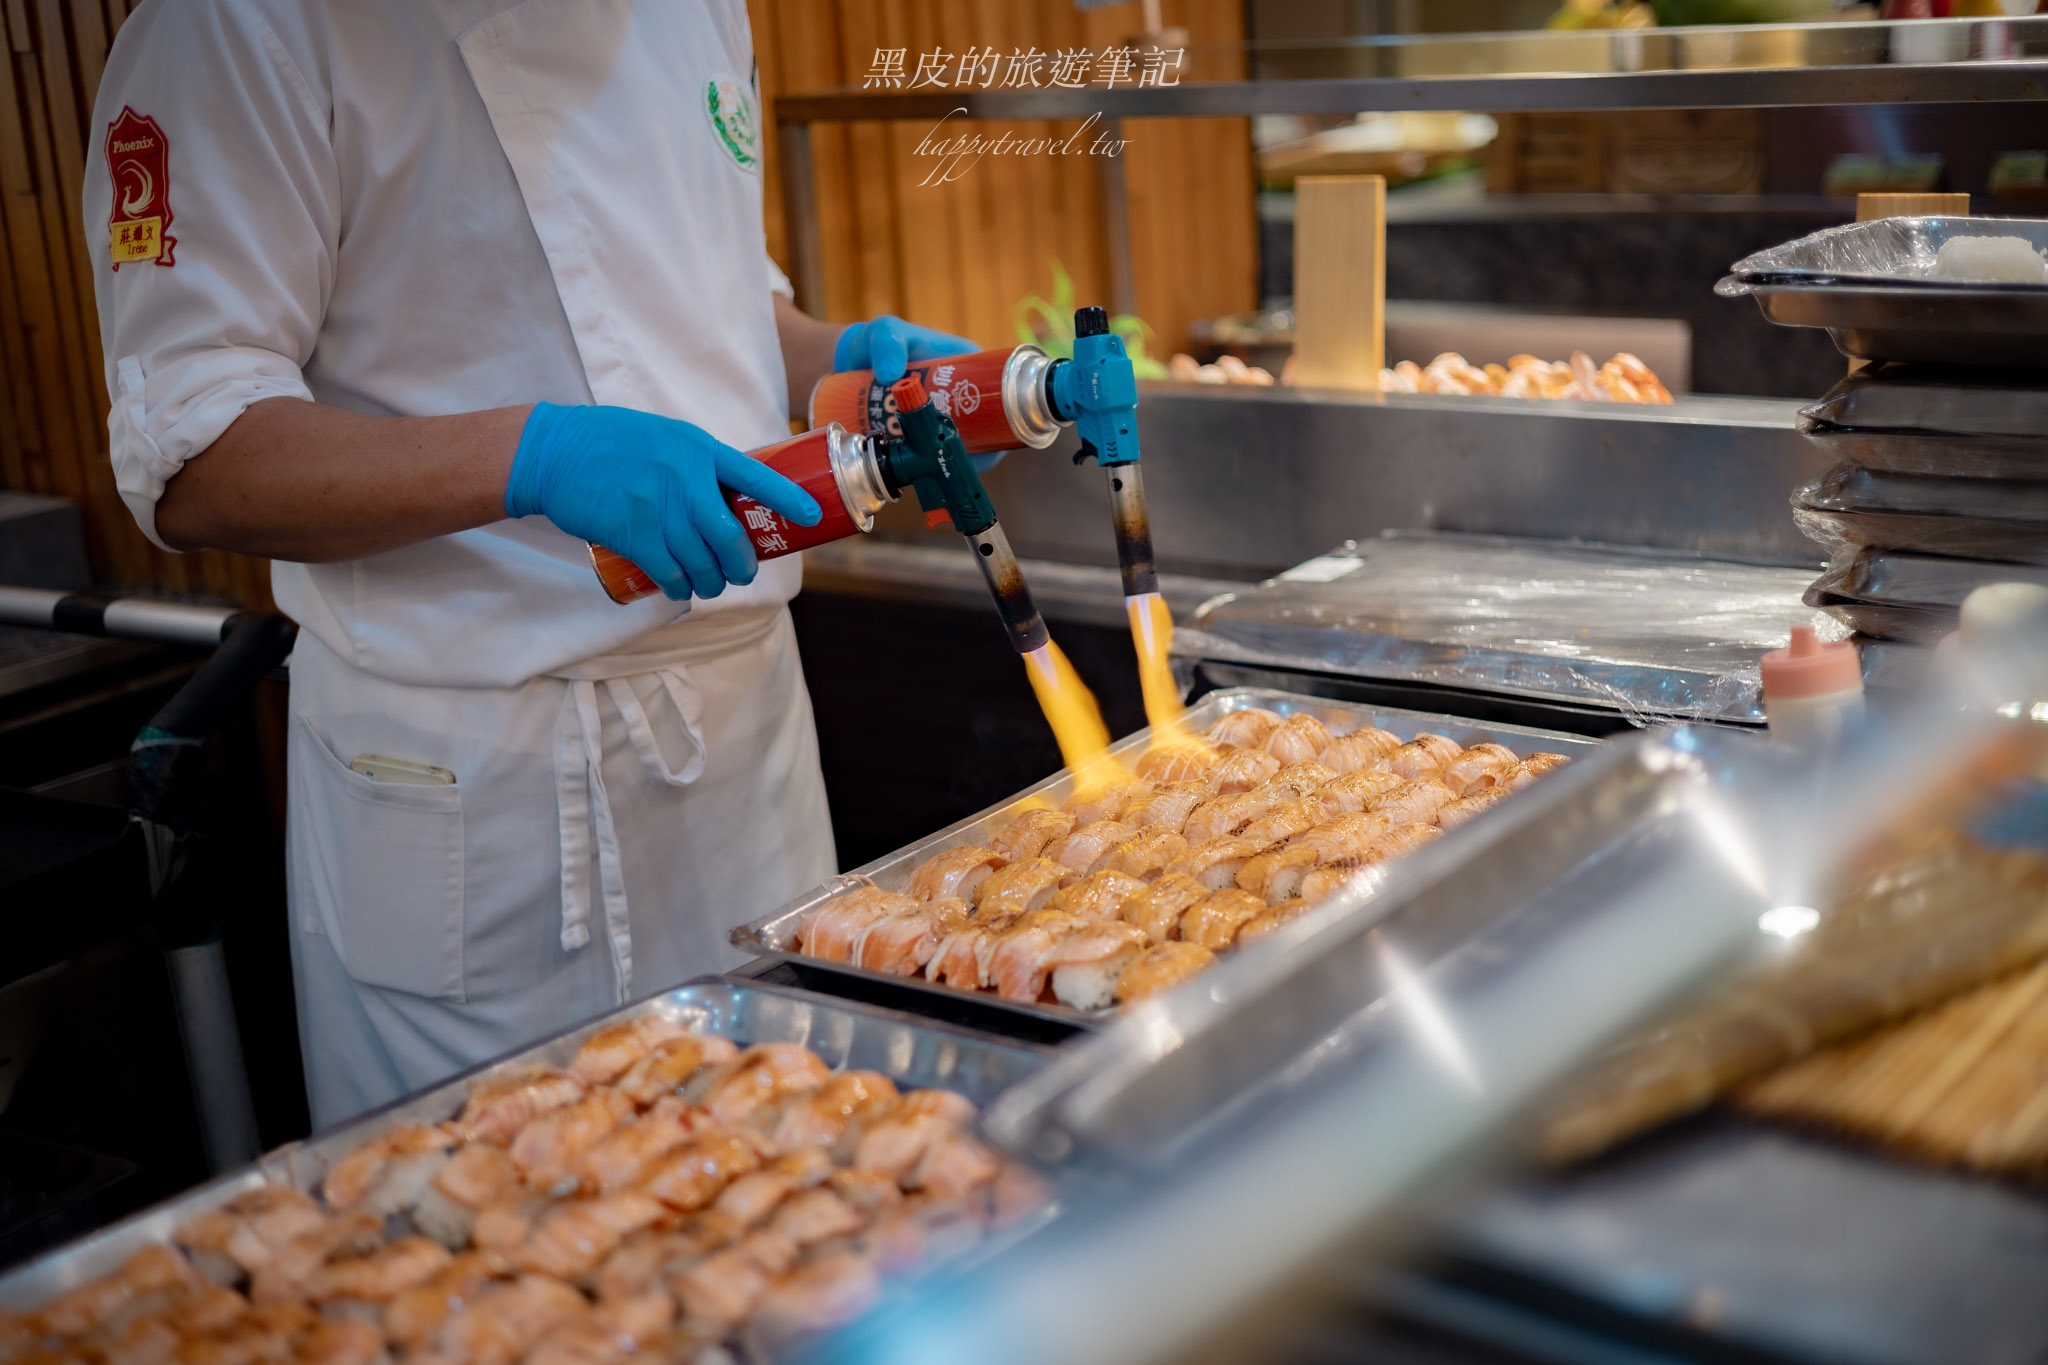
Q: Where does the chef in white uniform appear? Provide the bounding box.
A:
[87,0,974,1128]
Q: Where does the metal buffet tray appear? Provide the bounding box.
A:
[0,977,1052,1313]
[730,688,1601,1031]
[1798,364,2048,481]
[1717,217,2048,367]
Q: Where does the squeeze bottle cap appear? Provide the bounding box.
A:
[1761,624,1862,700]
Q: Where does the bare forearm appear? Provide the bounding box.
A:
[154,397,531,560]
[774,293,845,418]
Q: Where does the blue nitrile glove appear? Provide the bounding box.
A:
[506,403,822,602]
[833,315,976,385]
[833,317,1007,474]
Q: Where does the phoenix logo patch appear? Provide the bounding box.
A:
[106,106,175,268]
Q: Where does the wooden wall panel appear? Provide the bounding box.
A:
[0,0,271,606]
[753,0,1258,357]
[2,0,1255,608]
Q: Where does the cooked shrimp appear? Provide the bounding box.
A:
[1133,742,1218,784]
[574,1096,695,1193]
[1439,786,1512,829]
[1048,870,1148,920]
[1237,900,1316,946]
[969,858,1069,918]
[905,845,1006,903]
[1315,767,1403,817]
[923,918,1001,991]
[639,1132,762,1213]
[432,1274,587,1365]
[178,1301,317,1365]
[1206,708,1283,749]
[985,807,1074,862]
[614,1034,738,1109]
[794,885,919,963]
[1114,942,1216,1002]
[1118,873,1210,945]
[1387,733,1463,779]
[569,1014,690,1086]
[1441,743,1519,796]
[319,1122,451,1216]
[451,1066,587,1146]
[704,1044,833,1129]
[1297,865,1377,905]
[1501,752,1571,791]
[1061,779,1148,828]
[826,1166,904,1217]
[1045,819,1136,873]
[1267,761,1337,798]
[1264,714,1334,764]
[1092,827,1190,879]
[511,1089,636,1191]
[1366,822,1443,862]
[511,1192,667,1280]
[524,1317,629,1365]
[1046,922,1150,1011]
[854,897,968,977]
[305,1236,451,1303]
[1167,836,1263,891]
[705,1151,832,1240]
[1180,888,1265,950]
[1204,748,1280,794]
[36,1244,203,1339]
[1321,727,1401,773]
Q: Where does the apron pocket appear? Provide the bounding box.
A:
[290,716,466,1002]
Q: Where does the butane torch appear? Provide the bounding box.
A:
[1049,306,1153,601]
[881,375,1050,656]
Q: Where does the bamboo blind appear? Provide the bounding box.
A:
[0,0,1257,608]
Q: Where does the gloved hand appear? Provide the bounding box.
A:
[833,315,975,385]
[506,402,822,602]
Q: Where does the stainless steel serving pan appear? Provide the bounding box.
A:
[730,687,1602,1030]
[1718,217,2048,367]
[0,978,1051,1312]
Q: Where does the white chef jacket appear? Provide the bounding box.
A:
[89,0,803,686]
[87,0,838,1126]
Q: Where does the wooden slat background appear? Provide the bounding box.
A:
[0,0,1256,609]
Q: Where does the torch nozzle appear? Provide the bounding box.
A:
[967,523,1050,656]
[1105,463,1160,600]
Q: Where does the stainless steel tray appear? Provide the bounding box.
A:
[1801,364,2048,441]
[0,977,1052,1312]
[1799,425,2048,482]
[729,688,1602,1030]
[1718,217,2048,367]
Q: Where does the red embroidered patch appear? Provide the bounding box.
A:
[106,107,174,269]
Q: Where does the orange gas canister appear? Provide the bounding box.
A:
[809,345,1064,455]
[589,422,893,604]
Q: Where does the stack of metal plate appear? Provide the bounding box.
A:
[1794,365,2048,643]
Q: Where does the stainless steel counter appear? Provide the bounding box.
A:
[855,387,1829,582]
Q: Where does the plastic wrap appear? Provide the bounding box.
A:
[1177,532,1841,726]
[1798,364,2048,480]
[1805,549,2048,645]
[1721,215,2048,290]
[1716,218,2048,367]
[1799,423,2048,481]
[1791,464,2048,566]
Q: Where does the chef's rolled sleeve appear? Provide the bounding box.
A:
[87,0,337,551]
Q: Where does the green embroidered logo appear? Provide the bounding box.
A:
[705,77,758,171]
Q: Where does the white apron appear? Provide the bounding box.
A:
[287,609,833,1128]
[87,0,835,1128]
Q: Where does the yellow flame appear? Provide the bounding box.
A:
[1127,591,1205,754]
[1022,640,1127,798]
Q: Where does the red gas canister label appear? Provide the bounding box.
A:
[813,349,1023,454]
[106,107,175,269]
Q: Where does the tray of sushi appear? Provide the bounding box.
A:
[731,689,1598,1029]
[0,979,1055,1364]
